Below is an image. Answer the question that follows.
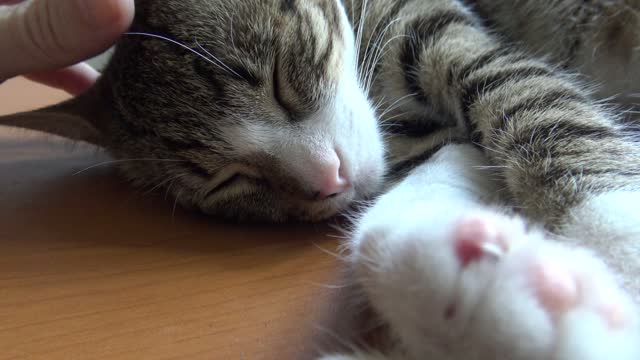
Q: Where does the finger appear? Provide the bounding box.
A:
[25,62,100,95]
[0,0,134,79]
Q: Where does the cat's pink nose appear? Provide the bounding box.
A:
[310,154,350,200]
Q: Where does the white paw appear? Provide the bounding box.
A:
[351,208,640,360]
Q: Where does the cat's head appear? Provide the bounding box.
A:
[1,0,385,222]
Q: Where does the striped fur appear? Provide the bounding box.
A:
[347,0,640,226]
[1,0,640,358]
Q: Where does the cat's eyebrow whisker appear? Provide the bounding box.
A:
[360,17,405,93]
[363,33,409,95]
[371,95,388,113]
[358,3,387,82]
[73,159,189,176]
[354,0,370,71]
[124,32,243,80]
[380,112,412,124]
[377,93,417,119]
[194,38,246,80]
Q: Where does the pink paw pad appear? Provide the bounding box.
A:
[532,261,579,317]
[454,217,506,267]
[531,261,628,329]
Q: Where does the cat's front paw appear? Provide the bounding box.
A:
[351,209,639,360]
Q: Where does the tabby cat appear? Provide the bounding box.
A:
[2,0,640,358]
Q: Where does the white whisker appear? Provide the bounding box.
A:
[73,159,188,176]
[195,38,245,80]
[125,32,243,79]
[378,93,417,120]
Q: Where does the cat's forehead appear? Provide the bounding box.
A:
[104,0,354,150]
[135,0,345,36]
[129,0,348,82]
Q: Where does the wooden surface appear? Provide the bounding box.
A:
[0,78,347,359]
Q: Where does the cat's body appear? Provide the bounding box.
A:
[2,0,640,358]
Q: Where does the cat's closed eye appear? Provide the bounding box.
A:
[272,58,297,119]
[203,164,264,197]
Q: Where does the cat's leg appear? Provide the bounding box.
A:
[359,0,640,299]
[345,0,640,357]
[467,0,640,106]
[346,144,639,360]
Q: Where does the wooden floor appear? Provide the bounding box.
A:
[0,78,349,359]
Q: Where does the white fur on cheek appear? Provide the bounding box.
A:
[222,5,385,201]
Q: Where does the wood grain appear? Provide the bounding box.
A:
[0,78,349,359]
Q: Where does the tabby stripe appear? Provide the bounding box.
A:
[401,11,475,103]
[497,90,616,143]
[285,13,324,114]
[540,166,639,187]
[390,139,465,176]
[383,118,448,137]
[301,13,317,65]
[281,0,296,12]
[504,120,617,154]
[461,65,553,141]
[449,45,516,86]
[316,20,336,72]
[462,66,554,111]
[319,0,341,38]
[459,0,499,32]
[499,89,587,130]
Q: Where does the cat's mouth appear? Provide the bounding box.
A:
[298,188,360,221]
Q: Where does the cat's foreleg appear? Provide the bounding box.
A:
[339,144,639,360]
[371,0,640,300]
[468,0,640,105]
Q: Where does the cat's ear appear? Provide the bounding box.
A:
[0,85,107,147]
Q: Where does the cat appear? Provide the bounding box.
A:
[1,0,640,358]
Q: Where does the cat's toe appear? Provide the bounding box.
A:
[352,209,639,359]
[465,217,640,360]
[453,216,509,267]
[525,251,639,359]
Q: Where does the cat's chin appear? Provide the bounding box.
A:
[292,192,357,222]
[191,190,355,223]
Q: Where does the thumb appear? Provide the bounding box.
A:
[0,0,134,79]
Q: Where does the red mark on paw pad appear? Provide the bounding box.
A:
[455,218,504,267]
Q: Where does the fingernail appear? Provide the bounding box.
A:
[76,0,122,27]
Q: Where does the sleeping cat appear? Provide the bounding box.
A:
[2,0,640,358]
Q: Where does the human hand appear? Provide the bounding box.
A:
[0,0,134,95]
